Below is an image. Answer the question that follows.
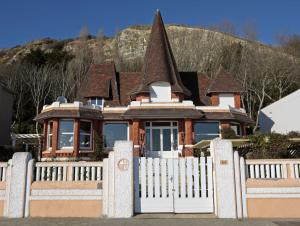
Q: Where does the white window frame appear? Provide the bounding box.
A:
[103,121,129,149]
[89,97,104,109]
[79,120,93,150]
[145,121,178,152]
[58,119,74,150]
[47,121,53,150]
[193,121,221,143]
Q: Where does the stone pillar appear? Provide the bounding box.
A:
[6,152,32,218]
[106,141,133,218]
[182,119,193,156]
[73,119,80,157]
[51,118,59,156]
[210,138,237,218]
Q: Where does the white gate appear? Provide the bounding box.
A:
[134,157,214,213]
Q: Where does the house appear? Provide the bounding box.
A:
[0,82,13,146]
[259,89,300,134]
[35,11,253,160]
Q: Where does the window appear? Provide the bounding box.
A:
[194,122,220,143]
[150,82,171,102]
[80,121,92,149]
[230,123,241,136]
[219,93,235,107]
[47,121,53,149]
[89,97,104,108]
[58,120,74,149]
[103,123,128,148]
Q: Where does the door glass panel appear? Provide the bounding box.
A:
[163,129,171,151]
[145,128,150,151]
[152,129,160,151]
[173,128,178,150]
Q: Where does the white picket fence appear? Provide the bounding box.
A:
[0,162,8,181]
[134,157,213,213]
[34,162,103,182]
[246,159,300,179]
[292,163,300,178]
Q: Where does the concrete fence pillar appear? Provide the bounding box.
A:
[5,152,32,218]
[103,141,134,218]
[210,138,237,218]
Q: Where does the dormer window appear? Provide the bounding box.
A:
[219,93,234,107]
[150,82,171,102]
[89,97,104,108]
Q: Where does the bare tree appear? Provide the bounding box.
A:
[243,20,258,41]
[67,27,93,100]
[93,30,106,64]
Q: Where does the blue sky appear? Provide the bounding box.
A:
[1,0,300,48]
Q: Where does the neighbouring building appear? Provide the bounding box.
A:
[259,89,300,134]
[0,82,13,146]
[35,11,253,160]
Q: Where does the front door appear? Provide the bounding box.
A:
[145,122,178,158]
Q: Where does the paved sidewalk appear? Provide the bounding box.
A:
[0,218,299,226]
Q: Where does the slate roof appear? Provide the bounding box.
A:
[207,65,243,94]
[34,109,102,122]
[130,10,190,97]
[78,62,119,102]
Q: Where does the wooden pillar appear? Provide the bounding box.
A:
[73,119,80,157]
[183,119,193,157]
[132,119,140,157]
[51,118,59,156]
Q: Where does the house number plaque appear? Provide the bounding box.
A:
[118,158,129,171]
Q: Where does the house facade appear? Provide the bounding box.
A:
[0,82,13,146]
[35,11,253,160]
[259,89,300,134]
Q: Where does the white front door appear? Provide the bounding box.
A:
[145,122,178,158]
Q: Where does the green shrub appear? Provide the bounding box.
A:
[221,127,238,139]
[246,133,293,159]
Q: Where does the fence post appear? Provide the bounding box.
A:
[6,152,32,218]
[112,141,133,218]
[210,138,237,218]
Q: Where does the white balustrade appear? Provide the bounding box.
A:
[0,162,8,181]
[246,159,300,179]
[34,162,103,182]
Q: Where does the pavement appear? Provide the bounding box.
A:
[0,218,299,226]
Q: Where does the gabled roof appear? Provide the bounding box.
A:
[207,65,242,94]
[131,10,190,97]
[78,62,119,103]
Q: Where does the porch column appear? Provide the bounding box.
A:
[73,119,80,157]
[183,119,193,156]
[51,118,59,156]
[132,119,140,157]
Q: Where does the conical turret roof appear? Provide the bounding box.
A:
[131,10,190,97]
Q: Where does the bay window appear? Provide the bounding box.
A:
[103,123,128,148]
[58,120,74,149]
[194,122,220,143]
[230,123,241,136]
[80,121,92,149]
